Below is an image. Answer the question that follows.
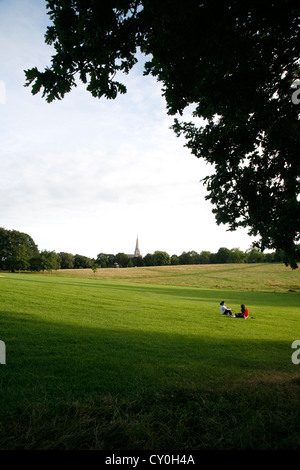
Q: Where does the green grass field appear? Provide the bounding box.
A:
[0,264,299,450]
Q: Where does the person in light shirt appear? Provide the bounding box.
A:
[220,301,233,316]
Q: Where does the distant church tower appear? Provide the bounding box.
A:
[134,236,141,257]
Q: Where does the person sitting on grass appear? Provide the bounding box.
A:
[235,304,249,319]
[220,301,233,316]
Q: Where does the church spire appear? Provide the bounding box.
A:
[134,235,140,257]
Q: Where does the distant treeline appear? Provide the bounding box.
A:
[90,247,299,269]
[1,227,299,272]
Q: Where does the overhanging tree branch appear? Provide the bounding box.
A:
[24,0,300,268]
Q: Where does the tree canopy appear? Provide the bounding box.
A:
[25,0,300,268]
[0,227,39,272]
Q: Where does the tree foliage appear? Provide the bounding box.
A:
[115,252,129,267]
[0,227,39,272]
[74,253,93,269]
[39,250,61,272]
[96,253,115,268]
[58,252,74,269]
[24,0,300,267]
[152,250,171,266]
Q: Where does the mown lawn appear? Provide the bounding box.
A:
[0,266,299,450]
[44,262,300,292]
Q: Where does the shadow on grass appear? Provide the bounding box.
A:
[0,310,297,401]
[101,281,300,308]
[0,311,299,450]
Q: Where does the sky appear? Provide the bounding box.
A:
[0,0,256,259]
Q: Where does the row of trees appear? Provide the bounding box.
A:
[1,228,299,273]
[58,247,292,269]
[95,247,299,268]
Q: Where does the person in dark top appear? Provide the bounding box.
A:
[235,304,249,318]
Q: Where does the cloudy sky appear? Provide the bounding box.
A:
[0,0,255,259]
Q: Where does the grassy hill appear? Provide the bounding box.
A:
[0,264,299,450]
[43,262,300,292]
